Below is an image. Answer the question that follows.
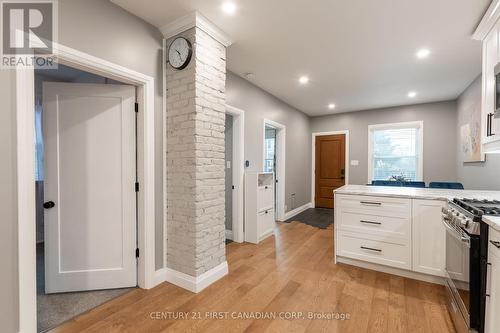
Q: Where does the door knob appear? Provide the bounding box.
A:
[43,201,55,209]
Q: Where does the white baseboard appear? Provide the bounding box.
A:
[259,229,275,242]
[165,261,228,293]
[336,256,445,285]
[151,267,167,288]
[225,229,233,240]
[283,202,313,221]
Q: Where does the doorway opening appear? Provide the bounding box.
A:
[225,105,245,243]
[312,131,349,209]
[34,64,137,332]
[262,119,286,221]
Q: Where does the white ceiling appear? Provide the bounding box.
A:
[112,0,490,116]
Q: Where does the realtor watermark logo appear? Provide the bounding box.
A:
[1,0,58,68]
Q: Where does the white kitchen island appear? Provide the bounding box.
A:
[334,185,500,284]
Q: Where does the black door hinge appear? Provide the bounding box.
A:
[136,248,140,258]
[232,185,235,190]
[135,182,140,192]
[135,102,139,113]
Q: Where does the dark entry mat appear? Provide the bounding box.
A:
[285,208,334,229]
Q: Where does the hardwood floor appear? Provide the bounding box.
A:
[49,222,455,333]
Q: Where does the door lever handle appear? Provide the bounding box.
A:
[43,201,55,209]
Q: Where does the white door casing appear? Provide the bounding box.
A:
[43,82,137,293]
[262,119,286,221]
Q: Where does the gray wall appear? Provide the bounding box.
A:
[0,70,19,333]
[225,115,233,231]
[310,101,458,185]
[226,72,312,212]
[457,75,500,190]
[2,1,165,331]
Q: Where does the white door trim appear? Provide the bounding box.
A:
[16,42,156,333]
[226,105,245,243]
[311,130,350,208]
[263,119,286,221]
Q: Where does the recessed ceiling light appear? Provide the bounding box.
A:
[408,91,417,98]
[416,48,430,59]
[299,76,309,84]
[221,2,237,15]
[328,103,336,109]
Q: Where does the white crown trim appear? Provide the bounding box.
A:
[473,0,500,40]
[160,11,233,47]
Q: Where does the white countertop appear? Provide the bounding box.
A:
[334,185,500,201]
[483,216,500,232]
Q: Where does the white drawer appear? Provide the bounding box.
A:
[258,208,275,241]
[338,211,410,244]
[337,231,411,270]
[257,185,274,212]
[336,194,411,218]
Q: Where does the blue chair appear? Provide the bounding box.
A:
[404,181,426,188]
[429,182,464,190]
[372,180,403,187]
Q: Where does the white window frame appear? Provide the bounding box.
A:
[367,121,424,182]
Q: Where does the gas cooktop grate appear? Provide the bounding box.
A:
[453,198,500,217]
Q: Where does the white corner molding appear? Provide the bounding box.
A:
[473,0,500,40]
[165,261,229,293]
[284,202,313,221]
[160,11,233,47]
[151,268,168,288]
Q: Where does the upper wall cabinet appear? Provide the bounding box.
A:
[474,0,500,154]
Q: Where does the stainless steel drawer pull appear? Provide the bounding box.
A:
[490,240,500,249]
[360,201,382,206]
[360,220,382,225]
[360,246,382,252]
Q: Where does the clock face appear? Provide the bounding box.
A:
[168,37,192,70]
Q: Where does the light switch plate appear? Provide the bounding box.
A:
[350,160,359,166]
[226,161,231,169]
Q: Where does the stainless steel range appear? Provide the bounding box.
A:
[442,199,500,333]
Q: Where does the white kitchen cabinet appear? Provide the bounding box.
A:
[485,227,500,333]
[335,193,448,280]
[480,16,500,153]
[412,199,446,277]
[244,172,275,244]
[335,194,412,270]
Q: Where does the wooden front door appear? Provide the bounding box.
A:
[315,134,346,209]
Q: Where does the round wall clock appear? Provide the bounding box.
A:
[168,37,193,70]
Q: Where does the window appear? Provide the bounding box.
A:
[368,121,423,182]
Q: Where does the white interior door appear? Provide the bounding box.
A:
[43,82,137,293]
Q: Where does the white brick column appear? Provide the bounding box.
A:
[164,18,231,291]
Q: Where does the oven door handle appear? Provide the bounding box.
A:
[442,218,471,248]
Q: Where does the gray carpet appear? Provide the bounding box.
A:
[37,243,134,332]
[285,208,334,229]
